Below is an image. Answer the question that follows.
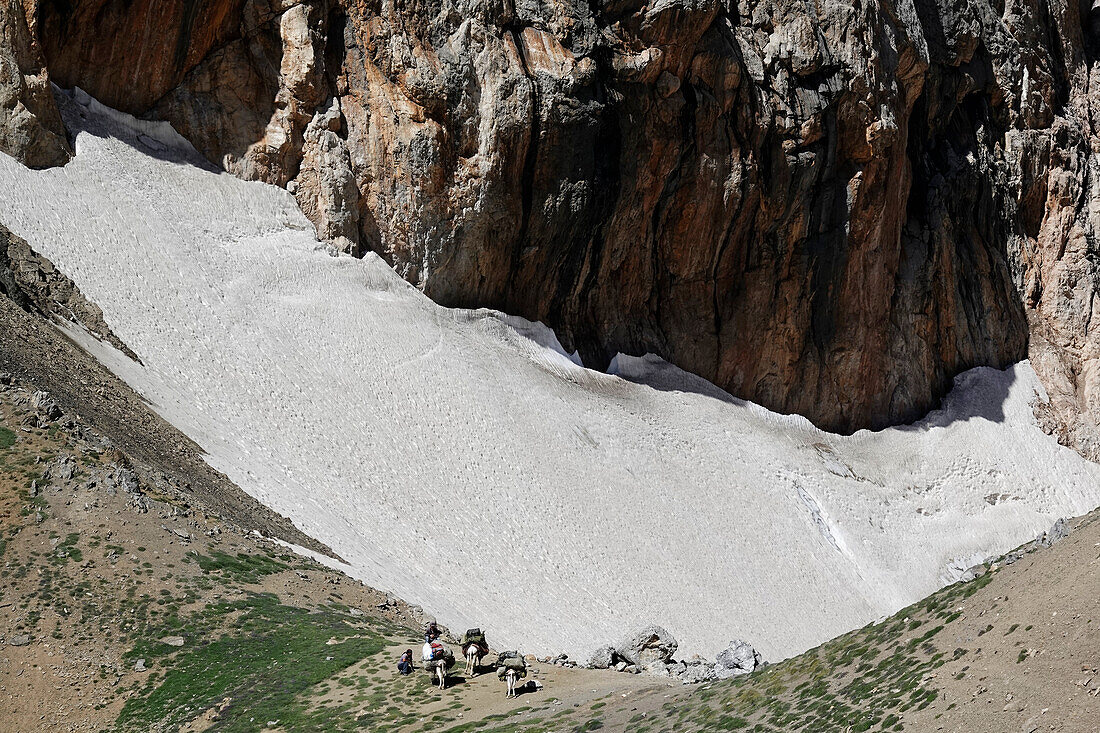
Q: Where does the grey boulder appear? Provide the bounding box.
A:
[615,625,678,671]
[586,645,615,669]
[714,640,763,678]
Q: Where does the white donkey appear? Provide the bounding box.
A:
[503,667,523,698]
[430,659,448,690]
[463,643,486,676]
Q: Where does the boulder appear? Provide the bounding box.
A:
[615,625,678,671]
[31,390,60,420]
[676,654,718,684]
[1038,518,1069,548]
[714,640,763,679]
[587,645,615,669]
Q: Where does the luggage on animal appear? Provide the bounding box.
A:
[426,656,454,672]
[461,628,489,656]
[496,650,521,666]
[461,628,487,648]
[496,654,527,679]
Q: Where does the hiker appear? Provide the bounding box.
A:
[421,634,435,661]
[398,648,413,675]
[425,620,441,641]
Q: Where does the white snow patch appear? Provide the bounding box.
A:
[3,92,1100,661]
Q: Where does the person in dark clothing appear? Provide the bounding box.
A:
[398,649,414,675]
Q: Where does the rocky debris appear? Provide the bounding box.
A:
[106,465,149,513]
[1037,518,1069,548]
[0,222,140,362]
[30,390,60,421]
[8,633,31,646]
[1003,518,1073,565]
[41,454,75,485]
[587,626,727,683]
[0,1,70,168]
[672,656,720,684]
[714,640,764,679]
[958,564,989,583]
[538,653,577,669]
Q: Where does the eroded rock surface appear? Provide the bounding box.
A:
[14,0,1100,444]
[0,1,69,167]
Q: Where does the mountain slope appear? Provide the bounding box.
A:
[3,360,1095,731]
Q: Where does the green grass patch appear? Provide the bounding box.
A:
[193,550,289,584]
[0,426,16,449]
[113,593,384,732]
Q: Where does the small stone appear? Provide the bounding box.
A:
[9,634,31,646]
[160,636,185,647]
[133,659,146,672]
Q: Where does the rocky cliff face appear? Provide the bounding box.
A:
[0,1,68,168]
[10,0,1100,446]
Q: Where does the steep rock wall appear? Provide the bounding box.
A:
[0,0,69,167]
[18,0,1100,446]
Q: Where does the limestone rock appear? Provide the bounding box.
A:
[615,625,678,671]
[586,645,615,670]
[0,1,69,167]
[714,640,763,679]
[30,390,60,421]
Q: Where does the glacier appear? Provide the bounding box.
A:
[2,88,1099,660]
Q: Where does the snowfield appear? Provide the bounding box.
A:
[3,90,1100,661]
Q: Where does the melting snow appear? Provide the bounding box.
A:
[3,89,1100,660]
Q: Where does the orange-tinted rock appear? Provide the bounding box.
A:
[36,0,245,114]
[0,0,69,167]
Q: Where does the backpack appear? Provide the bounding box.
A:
[430,641,446,660]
